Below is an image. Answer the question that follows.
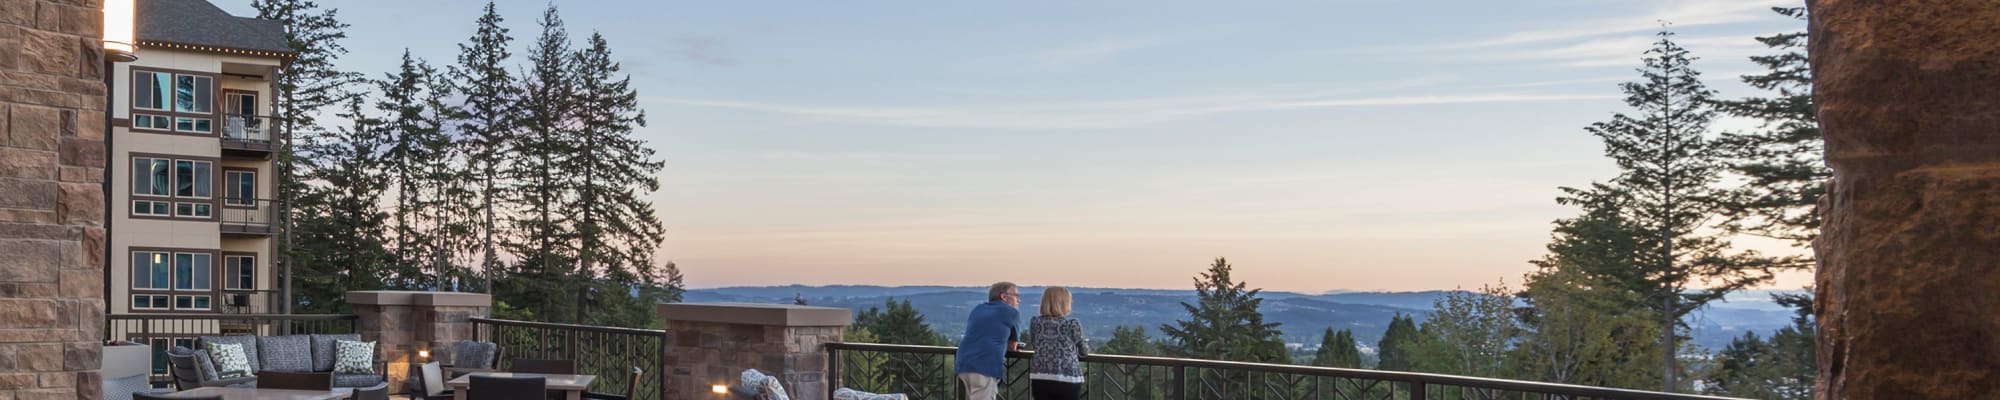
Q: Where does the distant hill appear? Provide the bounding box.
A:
[685,285,1802,351]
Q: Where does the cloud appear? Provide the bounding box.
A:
[648,90,1613,129]
[1451,0,1795,49]
[1030,37,1160,69]
[671,35,738,67]
[1500,34,1780,68]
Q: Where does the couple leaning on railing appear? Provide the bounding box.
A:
[956,282,1088,400]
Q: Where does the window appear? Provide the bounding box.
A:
[131,156,214,219]
[226,92,257,116]
[225,170,255,206]
[130,70,214,134]
[224,255,255,290]
[131,250,214,312]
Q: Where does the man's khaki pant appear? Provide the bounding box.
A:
[959,372,1000,400]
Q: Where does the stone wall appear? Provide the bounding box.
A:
[348,291,492,394]
[1808,0,2000,398]
[1,0,109,399]
[659,303,849,400]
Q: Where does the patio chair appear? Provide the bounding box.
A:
[443,341,503,378]
[467,375,547,400]
[134,393,219,400]
[580,367,643,400]
[351,384,390,400]
[257,371,332,391]
[412,362,458,400]
[507,359,576,374]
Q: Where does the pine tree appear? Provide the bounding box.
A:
[252,0,364,314]
[565,31,671,326]
[1714,7,1823,253]
[373,51,458,290]
[1159,257,1288,364]
[1101,325,1157,356]
[1703,292,1815,399]
[287,98,390,313]
[852,299,950,398]
[1514,260,1664,389]
[497,4,582,324]
[1311,328,1363,368]
[1578,29,1786,391]
[448,1,522,285]
[1375,313,1420,371]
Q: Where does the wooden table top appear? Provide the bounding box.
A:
[446,372,597,391]
[159,387,348,400]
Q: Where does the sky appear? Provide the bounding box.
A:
[221,0,1815,293]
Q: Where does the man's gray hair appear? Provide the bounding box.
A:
[988,281,1018,301]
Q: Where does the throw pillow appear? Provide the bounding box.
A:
[333,340,376,374]
[207,342,252,378]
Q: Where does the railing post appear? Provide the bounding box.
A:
[1408,378,1425,400]
[826,345,840,400]
[1169,365,1185,400]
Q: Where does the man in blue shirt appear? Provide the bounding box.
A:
[955,281,1021,400]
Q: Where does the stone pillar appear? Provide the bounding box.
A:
[1,0,109,399]
[349,291,493,394]
[658,303,850,400]
[1808,0,2000,398]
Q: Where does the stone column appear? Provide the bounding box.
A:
[1,0,110,399]
[658,303,850,400]
[1808,0,2000,398]
[348,291,493,394]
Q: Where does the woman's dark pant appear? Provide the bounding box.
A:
[1031,379,1083,400]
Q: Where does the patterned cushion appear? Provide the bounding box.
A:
[450,341,496,369]
[332,373,385,388]
[257,335,314,372]
[198,336,261,372]
[738,369,789,400]
[334,340,376,374]
[311,334,361,372]
[833,388,908,400]
[207,342,252,377]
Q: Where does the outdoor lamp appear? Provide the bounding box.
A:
[711,384,728,395]
[418,349,430,359]
[102,0,137,62]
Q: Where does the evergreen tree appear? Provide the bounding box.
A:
[1159,257,1288,364]
[1311,328,1363,369]
[1375,313,1420,371]
[497,4,582,324]
[286,98,390,313]
[372,51,459,290]
[448,1,522,285]
[564,31,673,326]
[1714,7,1823,253]
[1410,284,1518,378]
[1703,292,1815,399]
[852,299,951,398]
[252,0,364,313]
[1513,263,1664,389]
[1101,325,1158,356]
[1577,29,1786,391]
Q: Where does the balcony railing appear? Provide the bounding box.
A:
[220,114,280,156]
[471,317,667,400]
[220,198,276,236]
[825,342,1743,400]
[106,313,358,385]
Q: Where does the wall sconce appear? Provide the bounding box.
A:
[418,349,431,359]
[101,0,137,62]
[711,385,728,395]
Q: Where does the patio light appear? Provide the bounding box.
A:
[418,349,430,359]
[711,384,728,395]
[102,0,137,61]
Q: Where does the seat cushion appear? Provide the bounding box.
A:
[311,334,361,372]
[197,336,261,373]
[450,341,496,370]
[257,335,314,373]
[332,373,385,388]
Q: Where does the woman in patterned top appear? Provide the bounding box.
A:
[1028,286,1089,400]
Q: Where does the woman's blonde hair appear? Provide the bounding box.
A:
[1040,286,1073,317]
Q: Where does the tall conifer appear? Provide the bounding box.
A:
[449,1,522,284]
[1159,258,1288,363]
[1713,7,1822,253]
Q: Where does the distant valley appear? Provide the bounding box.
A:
[685,285,1803,351]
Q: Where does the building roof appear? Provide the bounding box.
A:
[136,0,294,56]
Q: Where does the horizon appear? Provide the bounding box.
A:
[223,0,1814,292]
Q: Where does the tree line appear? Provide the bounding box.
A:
[838,7,1822,399]
[252,0,681,328]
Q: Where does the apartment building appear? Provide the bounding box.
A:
[108,0,292,323]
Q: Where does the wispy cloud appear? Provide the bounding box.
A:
[1451,0,1794,49]
[1030,37,1161,69]
[1500,34,1779,68]
[671,35,738,67]
[649,91,1612,129]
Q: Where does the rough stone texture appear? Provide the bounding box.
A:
[0,1,105,398]
[349,292,492,394]
[660,305,848,400]
[1808,0,2000,399]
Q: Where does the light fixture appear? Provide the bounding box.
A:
[101,0,136,62]
[418,349,430,359]
[711,385,728,395]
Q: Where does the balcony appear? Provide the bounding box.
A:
[219,198,276,236]
[220,114,280,159]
